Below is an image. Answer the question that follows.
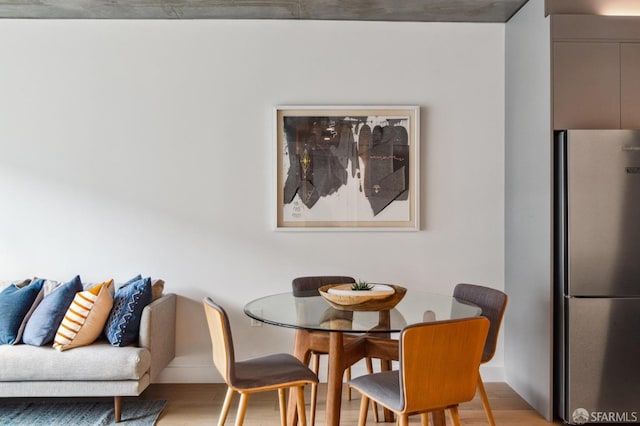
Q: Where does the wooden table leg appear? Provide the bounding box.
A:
[288,329,364,426]
[325,332,345,426]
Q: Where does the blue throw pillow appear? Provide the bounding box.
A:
[104,276,152,347]
[22,275,83,346]
[123,274,142,287]
[0,279,44,345]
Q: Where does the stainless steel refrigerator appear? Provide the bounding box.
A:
[555,130,640,424]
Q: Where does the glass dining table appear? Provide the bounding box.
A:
[244,289,482,426]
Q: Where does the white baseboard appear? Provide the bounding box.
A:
[154,366,220,383]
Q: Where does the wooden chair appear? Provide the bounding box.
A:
[203,297,318,426]
[292,276,380,423]
[349,317,490,426]
[453,283,508,426]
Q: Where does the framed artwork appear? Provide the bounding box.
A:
[275,105,420,230]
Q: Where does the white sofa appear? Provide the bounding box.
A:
[0,293,176,422]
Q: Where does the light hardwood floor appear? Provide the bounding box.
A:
[140,382,562,425]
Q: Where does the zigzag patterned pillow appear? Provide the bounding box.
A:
[53,279,114,351]
[104,276,152,347]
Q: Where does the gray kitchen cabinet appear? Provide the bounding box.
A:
[553,42,620,129]
[621,43,640,129]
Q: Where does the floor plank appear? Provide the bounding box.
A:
[141,382,561,425]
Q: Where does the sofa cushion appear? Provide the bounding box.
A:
[22,276,83,346]
[105,276,152,347]
[53,280,114,351]
[0,279,44,345]
[0,341,150,381]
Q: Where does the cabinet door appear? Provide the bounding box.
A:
[554,42,620,129]
[621,43,640,129]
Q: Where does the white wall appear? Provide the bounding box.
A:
[505,0,553,420]
[0,19,505,382]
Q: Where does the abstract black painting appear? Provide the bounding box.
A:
[275,106,419,230]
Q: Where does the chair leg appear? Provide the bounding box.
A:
[449,406,461,426]
[235,393,250,426]
[365,357,379,422]
[398,413,409,426]
[278,388,287,426]
[420,412,429,426]
[218,386,234,426]
[310,352,321,422]
[310,382,317,426]
[346,367,352,400]
[477,375,496,426]
[357,395,369,426]
[430,411,446,426]
[295,385,307,426]
[114,396,122,423]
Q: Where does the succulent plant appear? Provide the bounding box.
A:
[351,280,373,291]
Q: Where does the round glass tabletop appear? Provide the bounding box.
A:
[244,290,482,333]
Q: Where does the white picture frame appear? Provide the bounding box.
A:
[275,105,420,231]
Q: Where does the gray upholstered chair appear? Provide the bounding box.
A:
[349,317,490,426]
[291,276,357,298]
[292,276,377,423]
[453,283,508,426]
[203,297,318,426]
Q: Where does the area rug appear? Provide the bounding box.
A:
[0,399,167,425]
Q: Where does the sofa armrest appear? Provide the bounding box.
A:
[139,293,176,382]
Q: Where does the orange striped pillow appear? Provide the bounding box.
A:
[53,279,114,351]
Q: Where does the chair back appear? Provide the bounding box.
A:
[399,317,489,413]
[203,297,236,385]
[292,276,356,297]
[453,283,508,363]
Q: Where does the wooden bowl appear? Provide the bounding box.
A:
[318,283,407,311]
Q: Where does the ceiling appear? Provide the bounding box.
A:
[0,0,530,22]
